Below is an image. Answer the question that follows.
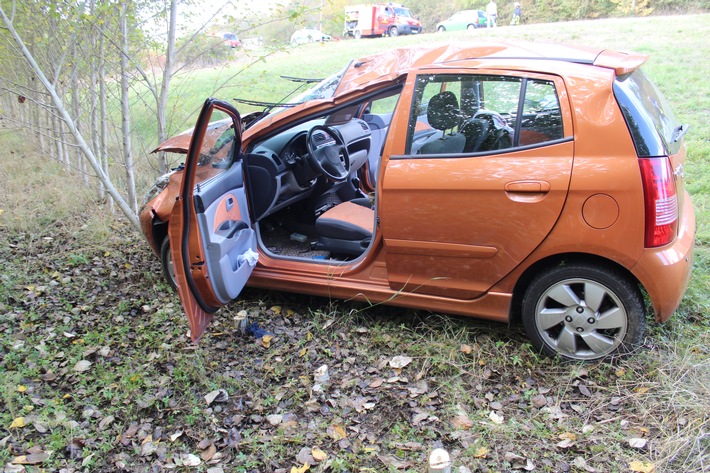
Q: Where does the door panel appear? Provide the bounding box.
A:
[380,141,574,299]
[169,99,257,342]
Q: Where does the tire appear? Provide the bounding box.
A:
[437,26,446,33]
[160,237,178,292]
[521,263,645,361]
[467,24,476,30]
[354,30,362,40]
[389,26,399,37]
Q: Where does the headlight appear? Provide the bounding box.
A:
[142,171,175,207]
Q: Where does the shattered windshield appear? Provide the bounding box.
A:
[270,66,348,116]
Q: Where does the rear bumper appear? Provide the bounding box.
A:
[631,190,695,322]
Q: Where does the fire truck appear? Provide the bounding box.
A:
[344,3,422,39]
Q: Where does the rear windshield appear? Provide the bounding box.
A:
[613,69,679,157]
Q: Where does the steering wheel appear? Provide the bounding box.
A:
[306,125,351,182]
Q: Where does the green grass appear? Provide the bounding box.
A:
[0,13,708,473]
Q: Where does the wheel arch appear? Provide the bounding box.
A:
[509,253,644,324]
[150,218,169,255]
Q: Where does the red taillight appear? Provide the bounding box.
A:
[639,157,678,247]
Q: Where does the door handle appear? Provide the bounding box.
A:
[504,180,551,193]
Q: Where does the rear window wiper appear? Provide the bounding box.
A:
[671,124,690,143]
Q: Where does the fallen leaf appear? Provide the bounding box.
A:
[311,446,327,462]
[290,463,310,473]
[504,452,534,471]
[489,411,504,424]
[327,424,346,440]
[628,438,648,449]
[11,452,51,465]
[377,453,412,469]
[460,344,472,354]
[261,335,274,348]
[9,417,26,428]
[169,431,183,442]
[389,355,413,369]
[556,438,575,449]
[201,444,217,462]
[629,460,655,472]
[451,414,474,430]
[98,415,114,430]
[270,305,282,315]
[74,360,91,372]
[473,447,489,458]
[16,385,27,393]
[204,389,228,405]
[369,378,384,388]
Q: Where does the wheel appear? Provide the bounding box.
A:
[160,237,178,292]
[437,26,446,33]
[521,263,645,361]
[354,30,362,39]
[306,125,351,182]
[389,26,399,37]
[467,24,476,31]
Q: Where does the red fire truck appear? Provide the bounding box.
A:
[344,3,422,39]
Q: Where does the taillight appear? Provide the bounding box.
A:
[639,157,678,247]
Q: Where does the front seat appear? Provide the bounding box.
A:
[314,200,374,256]
[419,91,466,155]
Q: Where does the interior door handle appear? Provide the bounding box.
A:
[505,180,551,193]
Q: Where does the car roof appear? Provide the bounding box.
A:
[336,41,647,93]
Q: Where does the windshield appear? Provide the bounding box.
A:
[268,66,348,117]
[394,7,413,17]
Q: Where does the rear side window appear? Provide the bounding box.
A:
[614,69,679,157]
[405,73,566,156]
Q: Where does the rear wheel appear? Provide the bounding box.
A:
[521,263,645,361]
[160,237,178,292]
[354,30,362,39]
[467,24,476,30]
[389,26,399,37]
[437,26,446,32]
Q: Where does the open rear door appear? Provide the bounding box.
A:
[168,99,258,342]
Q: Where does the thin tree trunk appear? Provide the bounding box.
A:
[156,0,178,174]
[120,2,137,213]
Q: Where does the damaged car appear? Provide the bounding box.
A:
[140,42,695,361]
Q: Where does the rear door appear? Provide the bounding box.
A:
[169,99,258,341]
[380,70,574,299]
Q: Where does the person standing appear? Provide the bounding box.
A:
[511,2,521,25]
[486,0,498,27]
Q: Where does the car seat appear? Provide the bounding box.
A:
[419,91,466,155]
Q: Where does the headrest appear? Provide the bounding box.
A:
[427,91,460,131]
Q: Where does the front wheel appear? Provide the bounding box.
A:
[354,30,362,40]
[521,263,645,361]
[160,237,178,292]
[389,26,400,37]
[467,24,476,30]
[437,26,446,33]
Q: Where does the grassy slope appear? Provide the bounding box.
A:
[0,14,708,473]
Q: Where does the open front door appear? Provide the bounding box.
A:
[168,99,258,342]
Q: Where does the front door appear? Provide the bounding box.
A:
[169,99,258,341]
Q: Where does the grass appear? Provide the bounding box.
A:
[0,13,708,473]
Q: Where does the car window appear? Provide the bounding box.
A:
[406,74,565,155]
[613,68,679,157]
[193,111,240,185]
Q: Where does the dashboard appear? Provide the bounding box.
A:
[244,117,372,220]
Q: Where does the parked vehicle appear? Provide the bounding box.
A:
[222,32,241,48]
[140,42,695,361]
[436,10,487,31]
[290,28,332,45]
[344,3,422,38]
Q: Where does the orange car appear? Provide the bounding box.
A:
[140,42,695,361]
